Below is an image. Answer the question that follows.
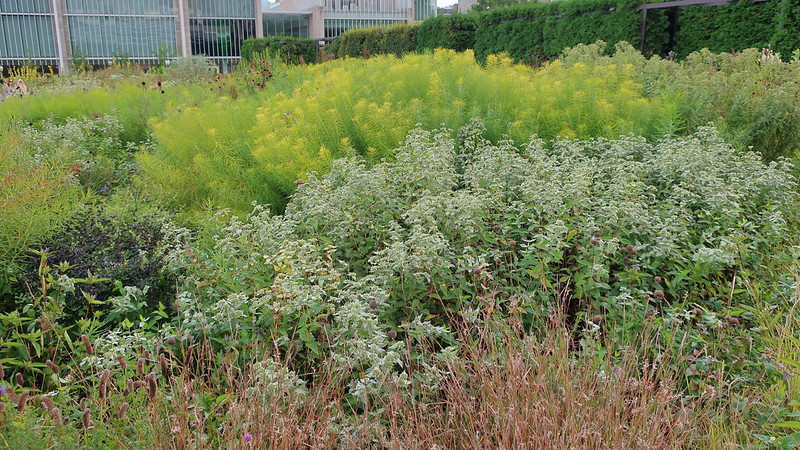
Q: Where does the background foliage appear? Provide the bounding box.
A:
[138,50,675,216]
[334,23,420,58]
[242,36,320,65]
[417,14,479,53]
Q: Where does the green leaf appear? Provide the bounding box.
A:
[774,421,800,430]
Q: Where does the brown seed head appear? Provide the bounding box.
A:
[137,358,145,376]
[160,353,169,378]
[589,237,599,245]
[146,372,157,399]
[693,308,703,316]
[52,407,63,425]
[613,274,621,281]
[40,315,51,331]
[626,244,634,252]
[388,330,397,340]
[118,402,129,419]
[653,290,665,299]
[654,276,662,284]
[80,335,94,355]
[592,315,603,324]
[532,227,540,233]
[82,408,92,429]
[15,372,23,386]
[0,363,4,379]
[40,395,55,411]
[46,359,58,373]
[167,336,176,345]
[116,354,128,370]
[492,225,501,232]
[369,300,378,309]
[623,257,630,263]
[99,369,111,401]
[17,390,30,412]
[508,240,517,247]
[728,317,740,325]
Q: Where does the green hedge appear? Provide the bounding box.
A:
[474,0,669,62]
[241,36,319,64]
[773,0,800,56]
[674,0,781,58]
[335,23,420,58]
[259,0,800,65]
[417,15,479,52]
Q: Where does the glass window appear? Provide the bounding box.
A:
[189,0,254,18]
[263,13,311,38]
[68,16,176,63]
[64,0,173,16]
[0,14,57,60]
[0,0,51,14]
[190,18,255,57]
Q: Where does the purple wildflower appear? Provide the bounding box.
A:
[243,432,253,442]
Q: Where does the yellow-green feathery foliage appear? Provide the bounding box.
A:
[138,97,288,215]
[141,49,676,215]
[0,132,85,287]
[0,83,208,143]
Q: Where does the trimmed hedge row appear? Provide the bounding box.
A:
[417,15,478,52]
[333,23,419,58]
[674,0,781,57]
[241,36,319,64]
[334,0,669,62]
[473,0,669,62]
[325,0,800,62]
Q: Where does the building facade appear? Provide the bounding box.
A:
[0,0,434,73]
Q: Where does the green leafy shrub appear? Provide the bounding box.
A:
[166,122,799,398]
[139,50,676,215]
[560,42,800,163]
[163,55,218,84]
[241,37,319,64]
[14,115,137,192]
[417,15,478,52]
[335,23,420,58]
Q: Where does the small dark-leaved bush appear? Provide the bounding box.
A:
[16,200,176,320]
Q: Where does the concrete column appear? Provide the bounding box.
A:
[255,0,264,38]
[309,6,324,40]
[51,0,71,72]
[174,0,191,56]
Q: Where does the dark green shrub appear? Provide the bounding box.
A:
[336,23,419,58]
[242,36,319,64]
[674,0,780,58]
[15,201,176,319]
[417,15,478,52]
[773,0,800,57]
[473,0,669,63]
